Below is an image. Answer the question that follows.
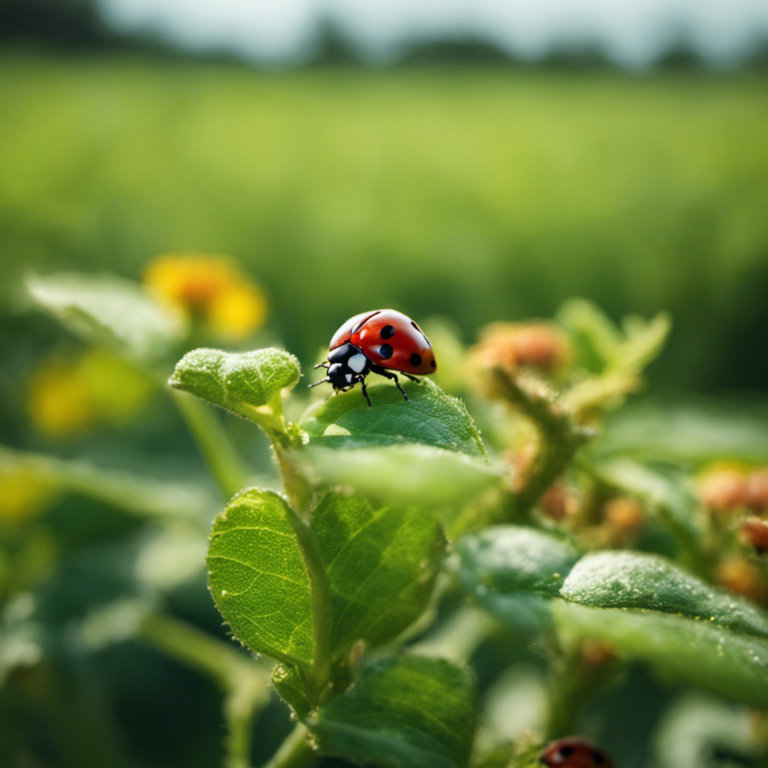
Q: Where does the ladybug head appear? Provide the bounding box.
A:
[541,737,613,768]
[325,343,371,390]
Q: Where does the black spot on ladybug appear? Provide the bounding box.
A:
[411,321,420,331]
[430,360,436,368]
[381,325,395,340]
[592,752,604,765]
[410,353,422,367]
[378,344,393,360]
[559,747,575,758]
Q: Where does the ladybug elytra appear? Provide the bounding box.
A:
[310,309,437,407]
[541,737,614,768]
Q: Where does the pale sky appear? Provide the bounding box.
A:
[99,0,768,67]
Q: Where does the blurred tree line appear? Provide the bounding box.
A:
[3,0,768,71]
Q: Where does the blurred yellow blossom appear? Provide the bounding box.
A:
[26,357,94,438]
[143,254,267,340]
[26,349,153,439]
[0,468,56,525]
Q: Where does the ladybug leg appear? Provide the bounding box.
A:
[401,372,419,383]
[375,369,408,401]
[359,376,372,407]
[314,362,329,370]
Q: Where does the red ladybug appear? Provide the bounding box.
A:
[311,309,437,406]
[541,737,613,768]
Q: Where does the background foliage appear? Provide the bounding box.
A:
[1,23,768,768]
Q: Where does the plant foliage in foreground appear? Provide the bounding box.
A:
[2,270,768,768]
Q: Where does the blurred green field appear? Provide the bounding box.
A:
[2,52,768,391]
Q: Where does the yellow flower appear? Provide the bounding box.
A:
[143,254,267,340]
[26,358,95,438]
[26,350,153,440]
[0,468,56,524]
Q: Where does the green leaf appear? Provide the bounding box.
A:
[208,490,445,671]
[457,527,580,599]
[456,525,768,707]
[207,490,313,668]
[455,526,580,633]
[310,655,477,768]
[557,298,623,369]
[599,401,768,465]
[311,492,445,653]
[271,663,312,719]
[26,272,186,367]
[302,379,486,458]
[553,602,768,710]
[301,443,501,507]
[561,551,768,641]
[618,311,672,372]
[300,380,494,506]
[169,347,301,420]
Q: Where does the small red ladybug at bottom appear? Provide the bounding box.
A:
[541,737,614,768]
[310,309,437,407]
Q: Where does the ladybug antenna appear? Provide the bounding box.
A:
[309,378,329,388]
[314,362,329,370]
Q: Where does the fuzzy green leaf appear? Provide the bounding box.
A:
[456,525,768,707]
[207,490,313,668]
[561,551,768,640]
[26,272,186,367]
[302,379,486,458]
[208,490,445,671]
[455,526,580,633]
[312,493,445,653]
[169,347,301,419]
[271,663,312,719]
[457,527,580,599]
[302,443,501,507]
[310,655,477,768]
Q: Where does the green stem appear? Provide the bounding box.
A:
[240,395,312,515]
[262,724,315,768]
[0,445,211,528]
[171,390,250,499]
[543,640,620,742]
[284,506,333,702]
[490,369,592,518]
[139,614,271,768]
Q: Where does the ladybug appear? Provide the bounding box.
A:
[310,309,437,407]
[541,737,614,768]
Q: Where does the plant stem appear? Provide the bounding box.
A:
[543,640,620,742]
[139,614,271,768]
[284,506,333,702]
[490,369,593,518]
[0,444,213,528]
[262,724,315,768]
[172,390,250,499]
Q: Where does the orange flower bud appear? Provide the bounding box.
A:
[539,483,578,521]
[603,497,644,542]
[745,469,768,513]
[739,518,768,555]
[698,469,748,514]
[717,556,768,605]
